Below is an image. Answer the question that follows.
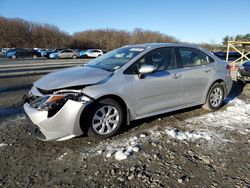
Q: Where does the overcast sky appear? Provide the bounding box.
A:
[1,0,250,44]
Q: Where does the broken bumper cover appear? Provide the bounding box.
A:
[23,100,86,141]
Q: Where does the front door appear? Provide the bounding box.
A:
[124,47,183,116]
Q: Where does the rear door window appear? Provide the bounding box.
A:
[176,48,213,68]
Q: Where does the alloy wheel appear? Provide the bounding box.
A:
[209,87,223,107]
[92,105,120,135]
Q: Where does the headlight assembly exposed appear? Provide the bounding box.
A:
[29,93,92,111]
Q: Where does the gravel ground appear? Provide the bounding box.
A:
[0,60,249,187]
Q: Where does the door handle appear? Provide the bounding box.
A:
[173,73,182,79]
[204,68,211,73]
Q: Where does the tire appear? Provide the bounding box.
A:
[84,99,124,139]
[72,55,77,59]
[202,83,225,111]
[82,54,88,58]
[11,55,16,59]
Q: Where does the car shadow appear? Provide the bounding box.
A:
[223,80,245,105]
[124,105,201,132]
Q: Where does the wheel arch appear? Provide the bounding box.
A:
[203,79,226,103]
[80,94,130,129]
[95,94,130,124]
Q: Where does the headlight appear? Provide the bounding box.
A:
[29,93,92,110]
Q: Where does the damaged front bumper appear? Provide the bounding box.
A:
[23,100,86,141]
[22,86,93,141]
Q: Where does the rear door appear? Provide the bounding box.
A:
[175,47,215,104]
[124,47,183,116]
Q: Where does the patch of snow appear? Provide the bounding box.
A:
[140,133,146,138]
[81,135,142,161]
[165,128,212,141]
[58,152,68,160]
[0,143,8,147]
[16,115,26,120]
[114,151,128,161]
[81,98,250,160]
[186,98,250,134]
[132,146,140,152]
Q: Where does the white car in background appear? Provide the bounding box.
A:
[80,49,103,58]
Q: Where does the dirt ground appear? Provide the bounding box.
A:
[0,60,249,187]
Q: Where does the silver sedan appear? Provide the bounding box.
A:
[23,43,232,141]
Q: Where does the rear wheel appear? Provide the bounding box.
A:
[84,99,124,139]
[202,83,224,111]
[72,55,77,59]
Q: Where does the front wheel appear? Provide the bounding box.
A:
[202,83,224,111]
[72,55,77,59]
[84,99,124,139]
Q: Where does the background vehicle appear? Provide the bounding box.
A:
[1,48,12,55]
[58,49,79,59]
[23,43,232,141]
[237,61,250,84]
[80,49,103,58]
[45,48,63,58]
[36,49,48,57]
[49,49,79,59]
[6,48,41,59]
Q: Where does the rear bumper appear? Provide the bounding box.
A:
[23,100,86,141]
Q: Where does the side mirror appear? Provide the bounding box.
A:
[138,65,155,78]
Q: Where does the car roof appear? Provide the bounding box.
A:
[123,43,202,49]
[123,43,220,61]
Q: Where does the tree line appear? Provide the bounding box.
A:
[0,17,177,50]
[222,34,250,45]
[0,17,69,48]
[1,16,249,51]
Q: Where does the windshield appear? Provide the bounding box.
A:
[85,47,145,72]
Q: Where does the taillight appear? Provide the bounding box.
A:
[226,65,232,70]
[226,64,232,75]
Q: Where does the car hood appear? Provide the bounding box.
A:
[34,66,113,90]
